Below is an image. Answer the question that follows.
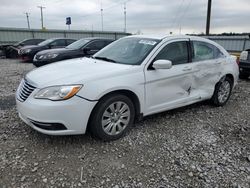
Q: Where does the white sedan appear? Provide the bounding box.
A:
[16,35,239,140]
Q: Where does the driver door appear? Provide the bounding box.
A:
[144,39,199,115]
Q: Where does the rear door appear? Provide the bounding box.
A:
[191,40,226,98]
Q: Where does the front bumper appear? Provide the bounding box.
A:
[33,58,56,67]
[239,60,250,74]
[16,91,97,135]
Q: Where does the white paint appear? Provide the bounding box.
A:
[16,35,239,135]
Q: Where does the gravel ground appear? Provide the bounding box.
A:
[0,59,250,188]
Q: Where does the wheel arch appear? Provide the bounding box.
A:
[86,89,142,131]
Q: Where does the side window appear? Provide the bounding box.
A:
[154,41,189,65]
[87,41,105,50]
[66,39,76,45]
[50,39,66,47]
[192,41,224,62]
[105,40,113,46]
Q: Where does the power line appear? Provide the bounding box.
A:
[177,0,193,33]
[37,6,46,29]
[81,0,130,18]
[170,0,185,31]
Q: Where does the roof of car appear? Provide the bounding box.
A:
[126,34,212,41]
[45,38,76,40]
[78,37,114,41]
[127,34,184,40]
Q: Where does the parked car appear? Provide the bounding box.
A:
[239,49,250,79]
[16,35,239,141]
[33,38,114,67]
[18,38,76,62]
[0,38,45,58]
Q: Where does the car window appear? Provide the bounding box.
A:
[154,41,189,65]
[87,41,106,50]
[66,39,76,45]
[105,40,113,46]
[192,41,224,62]
[50,39,66,46]
[94,37,160,65]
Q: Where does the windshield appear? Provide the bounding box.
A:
[93,37,160,65]
[38,39,54,46]
[66,39,90,49]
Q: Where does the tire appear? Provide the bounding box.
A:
[211,77,233,106]
[239,72,249,79]
[89,94,135,141]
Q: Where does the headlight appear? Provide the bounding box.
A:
[34,85,82,101]
[240,51,248,61]
[44,53,59,59]
[24,49,32,53]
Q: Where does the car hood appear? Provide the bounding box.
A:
[36,48,76,55]
[21,45,43,50]
[25,57,134,88]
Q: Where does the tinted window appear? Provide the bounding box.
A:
[23,39,44,45]
[105,40,113,46]
[66,39,91,49]
[38,39,54,46]
[87,41,106,50]
[66,39,76,45]
[50,39,66,46]
[192,41,224,62]
[154,41,188,65]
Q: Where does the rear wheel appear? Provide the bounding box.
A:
[89,94,135,141]
[211,77,233,106]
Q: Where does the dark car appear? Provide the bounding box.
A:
[6,39,45,58]
[239,49,250,79]
[0,38,45,58]
[18,38,76,62]
[33,38,114,67]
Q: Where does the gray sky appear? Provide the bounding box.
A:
[0,0,249,34]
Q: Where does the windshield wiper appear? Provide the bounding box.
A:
[93,56,117,63]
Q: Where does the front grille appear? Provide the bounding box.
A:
[239,61,250,67]
[17,79,36,102]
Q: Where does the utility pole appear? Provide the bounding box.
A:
[24,12,30,29]
[100,3,103,31]
[37,6,46,29]
[206,0,212,35]
[124,3,127,33]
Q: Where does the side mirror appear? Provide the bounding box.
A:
[83,47,91,54]
[152,60,172,69]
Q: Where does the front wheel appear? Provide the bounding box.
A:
[211,77,233,106]
[89,94,135,141]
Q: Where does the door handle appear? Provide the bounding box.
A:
[182,67,192,71]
